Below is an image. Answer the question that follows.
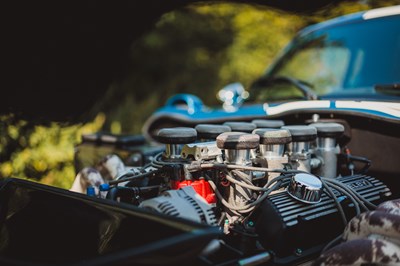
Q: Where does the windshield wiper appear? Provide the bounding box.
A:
[375,83,400,95]
[270,76,319,100]
[251,75,319,100]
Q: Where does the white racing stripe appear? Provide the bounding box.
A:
[362,5,400,20]
[264,100,400,118]
[335,101,400,118]
[264,101,331,115]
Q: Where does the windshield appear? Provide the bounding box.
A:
[253,15,400,101]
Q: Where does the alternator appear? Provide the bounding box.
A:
[139,186,217,226]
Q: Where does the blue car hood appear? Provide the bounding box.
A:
[143,97,400,141]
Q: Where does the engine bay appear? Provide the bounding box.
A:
[66,115,399,265]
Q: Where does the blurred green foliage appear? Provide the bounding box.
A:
[0,1,396,189]
[0,114,105,188]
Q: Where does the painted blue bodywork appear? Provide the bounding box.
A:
[153,94,400,121]
[144,7,400,137]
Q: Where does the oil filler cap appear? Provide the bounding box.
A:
[287,173,322,204]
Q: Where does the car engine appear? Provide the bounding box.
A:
[71,120,395,265]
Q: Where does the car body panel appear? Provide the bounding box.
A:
[143,6,400,140]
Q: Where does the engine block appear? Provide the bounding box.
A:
[253,174,392,264]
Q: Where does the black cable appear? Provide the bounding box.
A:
[109,170,159,185]
[320,178,347,226]
[322,181,361,215]
[342,154,372,174]
[322,177,375,211]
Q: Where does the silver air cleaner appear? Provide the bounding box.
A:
[251,119,285,128]
[282,125,317,172]
[156,127,197,160]
[310,122,344,178]
[223,122,257,133]
[287,173,322,204]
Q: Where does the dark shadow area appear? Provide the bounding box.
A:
[0,178,220,265]
[2,0,343,123]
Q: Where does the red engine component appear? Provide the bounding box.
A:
[172,179,216,204]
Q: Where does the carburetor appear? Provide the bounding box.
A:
[310,122,345,178]
[252,128,292,178]
[282,125,318,172]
